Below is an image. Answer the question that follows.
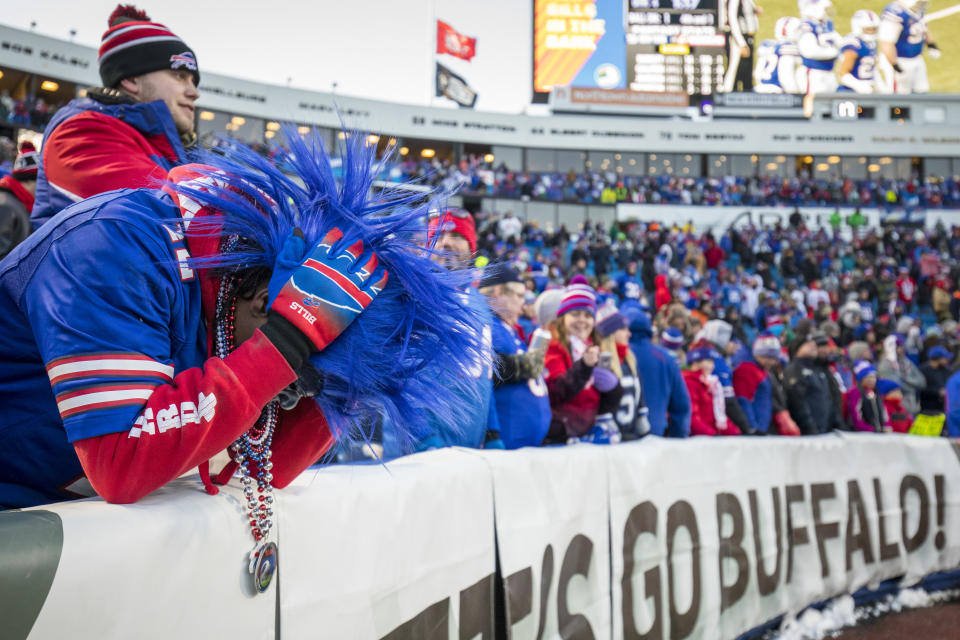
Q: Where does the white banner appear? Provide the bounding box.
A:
[477,446,612,639]
[616,204,884,235]
[278,448,496,639]
[8,436,960,640]
[609,434,960,640]
[14,478,273,640]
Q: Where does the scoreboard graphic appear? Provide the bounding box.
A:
[533,0,728,99]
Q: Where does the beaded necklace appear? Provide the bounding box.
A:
[214,263,279,593]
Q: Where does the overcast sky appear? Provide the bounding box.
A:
[3,0,534,113]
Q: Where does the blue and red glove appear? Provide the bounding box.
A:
[261,228,387,369]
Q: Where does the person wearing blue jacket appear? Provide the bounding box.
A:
[621,302,691,437]
[945,369,960,438]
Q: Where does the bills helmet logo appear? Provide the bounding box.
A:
[170,52,197,71]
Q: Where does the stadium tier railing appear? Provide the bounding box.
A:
[2,433,959,639]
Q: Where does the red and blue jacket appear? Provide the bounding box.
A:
[0,184,332,509]
[31,95,193,228]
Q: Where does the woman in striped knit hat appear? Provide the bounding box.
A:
[542,276,623,444]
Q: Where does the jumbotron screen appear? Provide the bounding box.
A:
[533,0,727,98]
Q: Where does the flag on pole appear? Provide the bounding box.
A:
[436,20,476,61]
[436,63,477,108]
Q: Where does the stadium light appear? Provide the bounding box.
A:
[0,70,4,80]
[421,149,435,158]
[399,147,409,156]
[483,153,495,163]
[40,80,59,92]
[231,116,245,126]
[880,157,892,165]
[775,155,785,163]
[265,130,275,139]
[266,122,280,131]
[828,156,840,164]
[868,164,880,172]
[816,163,829,172]
[200,111,215,121]
[766,163,778,171]
[298,126,311,135]
[367,134,380,145]
[388,138,397,146]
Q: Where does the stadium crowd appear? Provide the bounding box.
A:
[392,155,960,209]
[2,2,960,514]
[444,208,960,447]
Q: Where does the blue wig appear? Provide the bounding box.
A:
[168,127,487,455]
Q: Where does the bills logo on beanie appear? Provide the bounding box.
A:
[98,4,199,88]
[12,141,39,178]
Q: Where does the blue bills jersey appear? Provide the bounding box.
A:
[800,20,839,70]
[881,2,926,58]
[0,188,206,508]
[841,34,878,82]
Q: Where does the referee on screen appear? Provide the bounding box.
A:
[723,0,762,92]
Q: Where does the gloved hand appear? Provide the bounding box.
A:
[581,413,621,444]
[591,366,619,393]
[263,228,388,369]
[484,429,505,450]
[928,43,941,59]
[773,410,801,436]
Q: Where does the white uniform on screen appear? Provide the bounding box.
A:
[877,0,936,94]
[796,0,840,94]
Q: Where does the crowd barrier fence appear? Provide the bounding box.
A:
[2,433,959,640]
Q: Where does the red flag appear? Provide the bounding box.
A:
[436,20,476,61]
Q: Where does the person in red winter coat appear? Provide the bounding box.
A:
[878,379,912,433]
[543,278,623,443]
[655,273,672,311]
[0,141,38,258]
[682,341,741,436]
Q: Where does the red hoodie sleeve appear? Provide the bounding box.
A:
[42,111,171,202]
[73,331,299,504]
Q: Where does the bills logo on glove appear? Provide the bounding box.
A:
[270,228,388,352]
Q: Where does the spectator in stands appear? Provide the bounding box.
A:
[878,380,912,433]
[543,278,623,444]
[919,345,952,414]
[596,303,649,439]
[623,305,691,437]
[876,334,926,415]
[683,341,740,436]
[945,368,960,437]
[497,211,522,244]
[784,333,845,434]
[0,142,39,259]
[845,361,890,432]
[413,209,503,452]
[700,319,754,434]
[480,264,551,449]
[32,5,200,227]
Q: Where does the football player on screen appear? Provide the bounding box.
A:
[796,0,841,95]
[838,10,881,93]
[878,0,939,93]
[754,16,803,93]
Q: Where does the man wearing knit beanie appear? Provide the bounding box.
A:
[31,4,199,227]
[0,141,39,258]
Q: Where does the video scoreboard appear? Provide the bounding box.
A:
[533,0,728,100]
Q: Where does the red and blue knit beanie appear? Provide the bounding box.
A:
[98,5,198,88]
[557,275,596,317]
